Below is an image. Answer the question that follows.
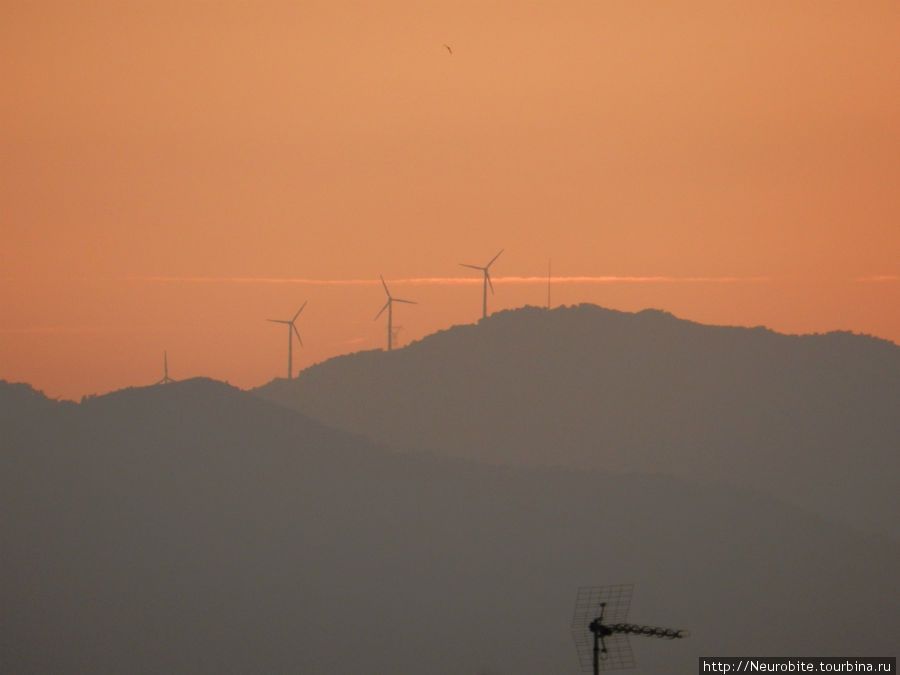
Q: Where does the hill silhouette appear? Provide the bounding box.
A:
[0,380,73,423]
[2,376,898,672]
[255,304,900,539]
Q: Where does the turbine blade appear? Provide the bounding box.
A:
[374,299,390,320]
[394,298,417,304]
[267,319,288,324]
[292,300,307,322]
[459,263,483,271]
[486,248,504,267]
[380,274,391,298]
[486,271,495,294]
[293,323,303,347]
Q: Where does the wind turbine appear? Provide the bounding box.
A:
[374,275,415,351]
[460,249,503,319]
[267,301,306,379]
[155,351,176,385]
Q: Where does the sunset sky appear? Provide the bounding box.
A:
[2,0,898,400]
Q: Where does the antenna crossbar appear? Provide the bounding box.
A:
[592,622,687,640]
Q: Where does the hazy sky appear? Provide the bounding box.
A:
[2,0,898,399]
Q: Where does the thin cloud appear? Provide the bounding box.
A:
[0,325,118,334]
[855,275,900,283]
[129,276,377,285]
[489,275,770,284]
[129,275,769,286]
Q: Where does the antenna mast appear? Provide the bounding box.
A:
[572,585,688,673]
[547,258,552,310]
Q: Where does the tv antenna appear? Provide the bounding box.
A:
[547,258,552,310]
[571,585,688,673]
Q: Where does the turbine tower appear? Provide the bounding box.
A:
[267,301,306,379]
[374,275,415,351]
[155,351,176,385]
[460,249,503,319]
[572,585,688,673]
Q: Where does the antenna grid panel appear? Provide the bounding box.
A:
[572,584,635,671]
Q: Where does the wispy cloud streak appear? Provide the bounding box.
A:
[487,275,770,284]
[0,325,122,334]
[130,276,377,285]
[130,275,770,286]
[855,275,900,282]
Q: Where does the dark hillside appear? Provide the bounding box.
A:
[0,380,73,423]
[2,377,897,672]
[256,305,900,538]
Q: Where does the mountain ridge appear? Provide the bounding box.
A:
[255,304,900,538]
[2,369,898,672]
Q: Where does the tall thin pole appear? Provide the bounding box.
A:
[482,273,488,319]
[287,325,292,379]
[387,301,393,350]
[547,259,552,310]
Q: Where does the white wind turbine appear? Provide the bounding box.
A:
[155,351,176,385]
[267,301,306,379]
[460,249,503,319]
[374,275,415,351]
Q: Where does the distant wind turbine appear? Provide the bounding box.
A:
[155,351,176,385]
[374,275,416,351]
[267,301,306,379]
[460,249,503,319]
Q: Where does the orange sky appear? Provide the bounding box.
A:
[2,0,899,400]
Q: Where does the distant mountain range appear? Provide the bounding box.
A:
[256,304,900,539]
[2,373,898,673]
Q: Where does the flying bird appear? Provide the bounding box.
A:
[443,43,453,55]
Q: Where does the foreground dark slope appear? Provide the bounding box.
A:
[256,305,900,538]
[2,379,898,673]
